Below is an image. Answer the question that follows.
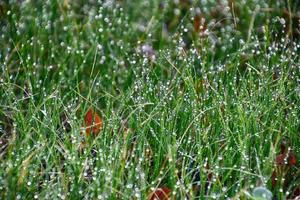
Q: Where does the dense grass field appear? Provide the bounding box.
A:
[0,0,300,199]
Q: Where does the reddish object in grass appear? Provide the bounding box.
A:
[275,140,297,167]
[148,187,171,200]
[272,140,298,188]
[290,187,300,199]
[275,153,287,166]
[275,151,297,167]
[83,108,103,137]
[194,15,206,33]
[288,151,297,166]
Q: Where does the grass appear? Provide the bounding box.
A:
[0,0,299,199]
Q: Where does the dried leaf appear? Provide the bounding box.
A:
[194,15,206,33]
[280,140,288,154]
[18,150,37,186]
[83,108,103,137]
[271,170,277,188]
[148,187,171,200]
[288,151,297,166]
[276,153,287,166]
[272,139,298,189]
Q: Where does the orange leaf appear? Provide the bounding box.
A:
[194,15,206,33]
[148,187,171,200]
[276,153,287,166]
[288,152,297,166]
[194,16,201,32]
[83,108,103,137]
[271,170,277,188]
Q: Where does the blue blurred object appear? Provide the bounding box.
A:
[252,187,273,200]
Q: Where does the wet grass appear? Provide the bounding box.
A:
[0,0,299,199]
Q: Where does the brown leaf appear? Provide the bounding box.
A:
[276,153,287,166]
[83,108,103,137]
[271,170,277,188]
[194,15,206,33]
[288,151,297,167]
[148,187,172,200]
[280,140,288,154]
